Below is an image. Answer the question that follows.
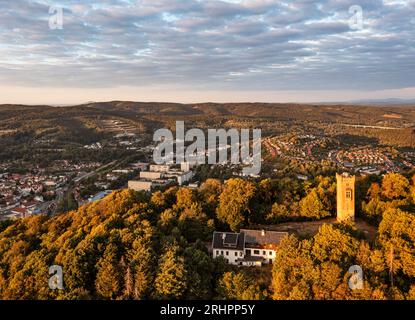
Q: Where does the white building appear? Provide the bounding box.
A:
[212,232,245,265]
[140,171,164,180]
[128,180,154,192]
[180,162,196,172]
[212,229,288,267]
[165,170,194,186]
[130,162,149,171]
[128,179,172,192]
[150,164,171,173]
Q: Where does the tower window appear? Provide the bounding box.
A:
[346,189,352,199]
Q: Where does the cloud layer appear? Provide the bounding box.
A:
[0,0,414,93]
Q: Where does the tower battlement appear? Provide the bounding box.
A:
[336,173,355,222]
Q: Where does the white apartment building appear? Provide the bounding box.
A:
[149,164,171,173]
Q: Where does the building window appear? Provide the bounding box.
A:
[221,250,223,255]
[226,251,229,256]
[240,252,243,257]
[269,251,273,256]
[263,251,266,255]
[216,250,219,255]
[346,188,352,199]
[253,250,260,255]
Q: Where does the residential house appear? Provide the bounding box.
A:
[212,229,289,267]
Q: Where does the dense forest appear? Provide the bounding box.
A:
[0,173,414,300]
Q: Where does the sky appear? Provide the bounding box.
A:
[0,0,414,105]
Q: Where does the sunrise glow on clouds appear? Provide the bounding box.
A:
[0,0,414,104]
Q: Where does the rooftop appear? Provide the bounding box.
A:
[212,229,289,251]
[212,231,245,251]
[241,229,289,247]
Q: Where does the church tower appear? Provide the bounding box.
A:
[336,173,355,222]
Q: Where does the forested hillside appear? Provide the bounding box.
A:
[0,174,414,300]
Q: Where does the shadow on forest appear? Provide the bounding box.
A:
[334,134,379,146]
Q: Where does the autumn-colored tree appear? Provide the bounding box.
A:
[312,224,360,267]
[299,188,330,219]
[158,208,178,233]
[199,179,223,217]
[151,187,178,210]
[123,266,134,299]
[154,244,187,299]
[150,191,168,210]
[367,182,381,200]
[272,235,316,300]
[266,202,288,223]
[272,227,384,300]
[175,188,198,210]
[95,244,123,299]
[312,262,344,300]
[216,178,255,231]
[408,285,415,300]
[378,208,415,278]
[128,237,154,300]
[217,271,264,300]
[60,246,96,295]
[6,250,51,300]
[361,198,386,222]
[316,176,336,212]
[381,173,410,200]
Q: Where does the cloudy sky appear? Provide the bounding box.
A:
[0,0,414,104]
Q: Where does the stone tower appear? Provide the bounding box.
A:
[336,173,355,222]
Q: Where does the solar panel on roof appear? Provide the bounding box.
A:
[224,233,238,246]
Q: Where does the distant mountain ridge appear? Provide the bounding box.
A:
[342,98,415,106]
[1,101,415,134]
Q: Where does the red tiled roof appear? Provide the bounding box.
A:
[11,207,28,214]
